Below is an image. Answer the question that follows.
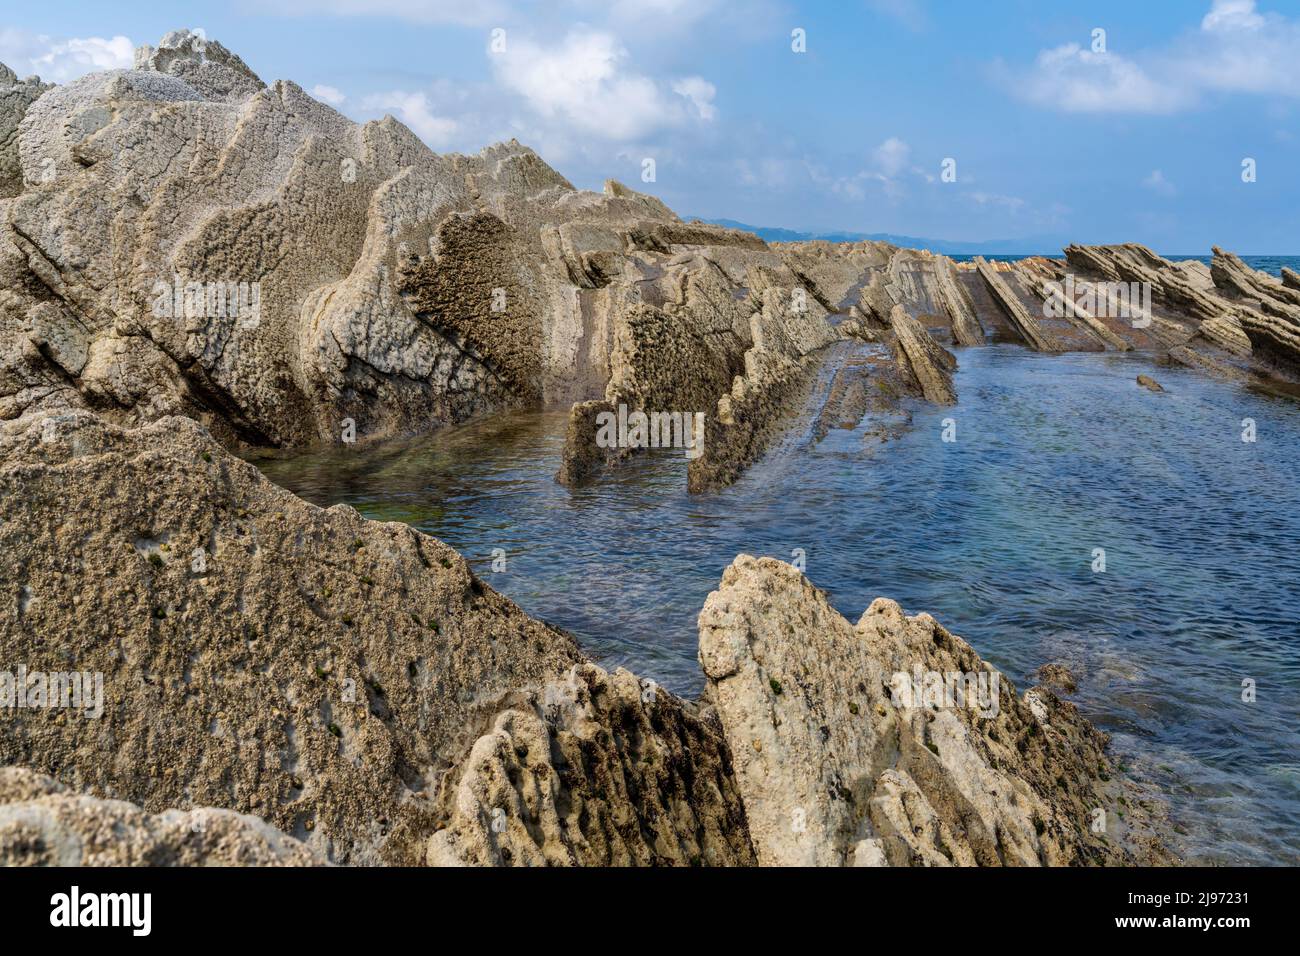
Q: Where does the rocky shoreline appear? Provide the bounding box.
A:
[7,29,1296,866]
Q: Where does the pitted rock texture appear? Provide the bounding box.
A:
[133,29,266,102]
[0,64,50,197]
[0,410,581,864]
[427,663,755,866]
[698,555,1169,867]
[0,767,324,865]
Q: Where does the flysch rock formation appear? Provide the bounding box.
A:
[13,27,1283,867]
[0,405,1170,867]
[0,767,324,865]
[697,556,1170,867]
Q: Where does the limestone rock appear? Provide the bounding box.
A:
[427,663,755,866]
[975,256,1061,352]
[1136,374,1164,392]
[0,410,581,864]
[133,29,265,102]
[698,555,1164,866]
[888,305,957,405]
[1210,246,1300,375]
[0,63,50,197]
[0,767,324,866]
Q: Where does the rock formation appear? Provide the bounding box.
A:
[1,64,50,197]
[1,29,1245,869]
[0,410,581,864]
[697,556,1168,866]
[0,767,324,865]
[974,256,1062,352]
[427,663,755,866]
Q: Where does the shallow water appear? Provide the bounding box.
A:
[256,345,1300,865]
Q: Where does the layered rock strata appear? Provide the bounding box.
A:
[697,556,1168,867]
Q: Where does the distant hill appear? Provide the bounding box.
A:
[696,218,1067,257]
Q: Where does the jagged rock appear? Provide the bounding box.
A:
[133,29,265,101]
[1282,267,1300,292]
[427,663,755,866]
[888,305,957,404]
[687,279,841,492]
[0,63,50,197]
[1136,374,1164,392]
[1035,664,1078,695]
[0,410,582,864]
[974,256,1061,352]
[1210,247,1300,375]
[698,555,1166,866]
[0,767,324,865]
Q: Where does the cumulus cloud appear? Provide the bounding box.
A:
[311,84,347,106]
[490,29,716,140]
[0,29,134,84]
[999,0,1300,113]
[671,76,717,120]
[358,90,458,147]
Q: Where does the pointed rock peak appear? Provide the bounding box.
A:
[134,28,264,102]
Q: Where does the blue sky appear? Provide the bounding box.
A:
[3,0,1299,251]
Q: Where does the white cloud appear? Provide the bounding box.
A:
[311,84,347,106]
[1000,0,1300,113]
[0,29,134,84]
[672,76,716,120]
[358,91,458,147]
[1143,169,1177,196]
[873,137,911,177]
[1201,0,1265,32]
[1005,43,1192,114]
[490,29,715,140]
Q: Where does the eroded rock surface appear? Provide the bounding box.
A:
[0,767,324,865]
[0,64,50,197]
[698,555,1168,867]
[427,663,754,866]
[0,410,581,864]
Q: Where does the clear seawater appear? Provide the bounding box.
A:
[255,346,1300,865]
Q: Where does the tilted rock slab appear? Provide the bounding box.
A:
[1210,246,1300,375]
[974,256,1062,352]
[0,767,324,865]
[887,305,957,405]
[698,555,1152,867]
[0,410,582,864]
